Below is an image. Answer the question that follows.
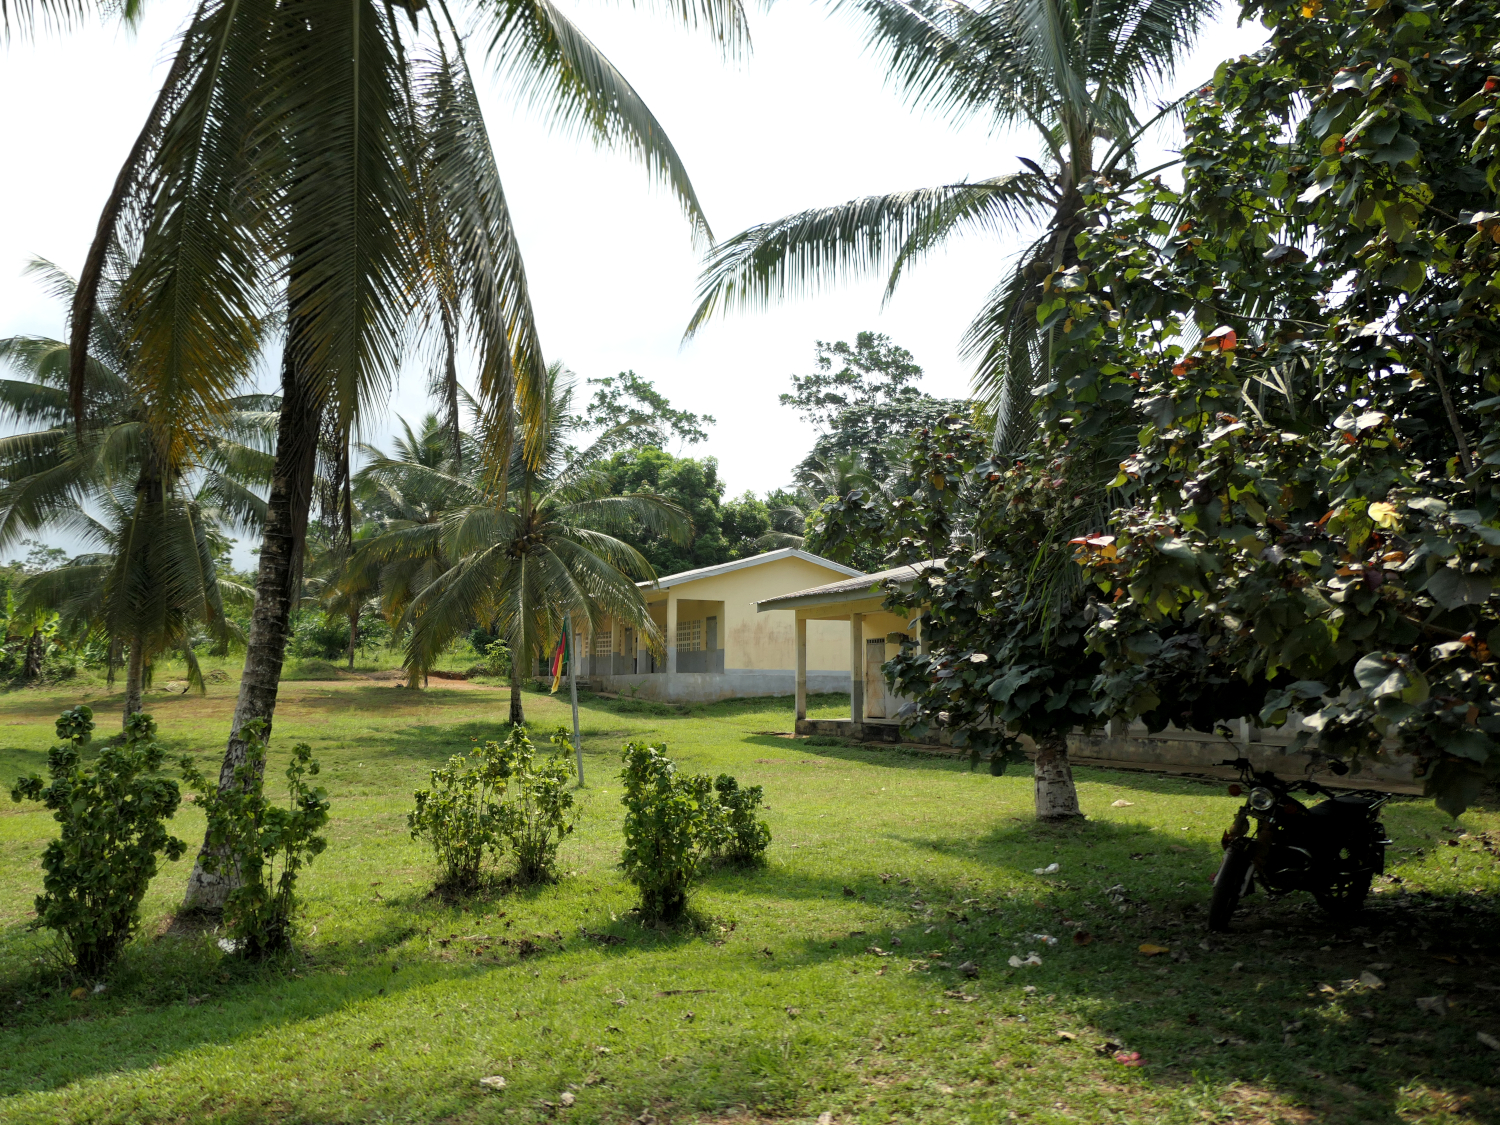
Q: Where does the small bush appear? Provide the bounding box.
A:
[408,739,510,895]
[409,727,576,892]
[181,721,330,956]
[619,741,724,924]
[467,638,512,680]
[711,774,771,866]
[498,727,575,884]
[10,708,186,975]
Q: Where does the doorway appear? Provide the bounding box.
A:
[864,638,888,720]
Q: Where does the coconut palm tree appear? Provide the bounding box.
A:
[687,0,1213,449]
[40,0,740,908]
[0,257,273,724]
[355,366,688,724]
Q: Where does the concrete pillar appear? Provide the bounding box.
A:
[665,590,678,676]
[849,612,864,725]
[610,617,622,676]
[795,615,807,722]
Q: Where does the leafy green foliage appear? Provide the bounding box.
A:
[181,721,330,955]
[408,726,576,891]
[9,707,185,974]
[408,737,511,895]
[781,332,926,428]
[595,447,767,574]
[710,773,771,866]
[502,728,577,884]
[579,370,715,448]
[1024,0,1500,815]
[619,741,725,923]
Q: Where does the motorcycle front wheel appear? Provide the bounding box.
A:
[1209,838,1254,932]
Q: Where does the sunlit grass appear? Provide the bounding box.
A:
[0,671,1495,1124]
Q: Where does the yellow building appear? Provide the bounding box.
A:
[755,560,937,737]
[571,549,865,702]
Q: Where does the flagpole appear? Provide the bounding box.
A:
[568,621,583,787]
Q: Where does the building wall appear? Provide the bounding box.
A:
[594,670,850,703]
[669,556,861,671]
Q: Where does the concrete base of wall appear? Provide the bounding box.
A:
[590,670,848,703]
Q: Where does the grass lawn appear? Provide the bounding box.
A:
[0,664,1497,1124]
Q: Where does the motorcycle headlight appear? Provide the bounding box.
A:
[1248,787,1276,811]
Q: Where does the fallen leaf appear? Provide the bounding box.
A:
[785,1007,801,1018]
[1056,1031,1076,1041]
[1478,1031,1500,1051]
[1073,932,1094,946]
[560,1092,576,1107]
[958,961,979,978]
[1111,799,1134,808]
[1008,953,1042,968]
[69,988,87,1001]
[1138,944,1170,957]
[1359,971,1385,990]
[480,1076,507,1089]
[1032,863,1061,875]
[1416,996,1448,1016]
[1114,1050,1144,1067]
[936,1084,956,1094]
[817,1115,834,1125]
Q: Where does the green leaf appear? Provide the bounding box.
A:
[1426,567,1492,609]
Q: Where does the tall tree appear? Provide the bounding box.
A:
[361,365,688,724]
[688,0,1215,448]
[49,0,742,909]
[0,257,270,726]
[580,371,716,450]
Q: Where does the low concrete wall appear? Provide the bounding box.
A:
[794,717,1420,792]
[592,670,848,703]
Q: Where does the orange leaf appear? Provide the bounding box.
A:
[1138,943,1170,956]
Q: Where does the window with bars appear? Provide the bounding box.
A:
[675,619,702,651]
[592,632,612,655]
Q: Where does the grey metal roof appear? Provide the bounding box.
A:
[754,558,946,611]
[639,548,863,593]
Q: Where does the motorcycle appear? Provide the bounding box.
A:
[1209,757,1393,931]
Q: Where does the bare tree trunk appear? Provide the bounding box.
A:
[509,652,525,726]
[22,629,43,680]
[182,337,324,912]
[1033,729,1082,820]
[123,640,145,727]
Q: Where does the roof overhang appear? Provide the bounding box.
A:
[637,548,863,595]
[755,559,943,619]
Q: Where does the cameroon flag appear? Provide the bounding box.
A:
[549,630,570,693]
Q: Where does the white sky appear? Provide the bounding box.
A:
[0,0,1267,561]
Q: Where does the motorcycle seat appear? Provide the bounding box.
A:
[1309,793,1381,816]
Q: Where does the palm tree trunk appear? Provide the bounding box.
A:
[182,334,325,912]
[123,639,145,726]
[347,614,358,670]
[509,652,525,726]
[1033,729,1082,820]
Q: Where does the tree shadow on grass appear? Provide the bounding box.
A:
[687,817,1500,1125]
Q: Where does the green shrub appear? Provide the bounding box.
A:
[408,738,510,895]
[619,741,724,923]
[471,638,512,680]
[10,708,186,975]
[711,774,771,866]
[499,728,575,883]
[181,721,330,956]
[409,727,576,892]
